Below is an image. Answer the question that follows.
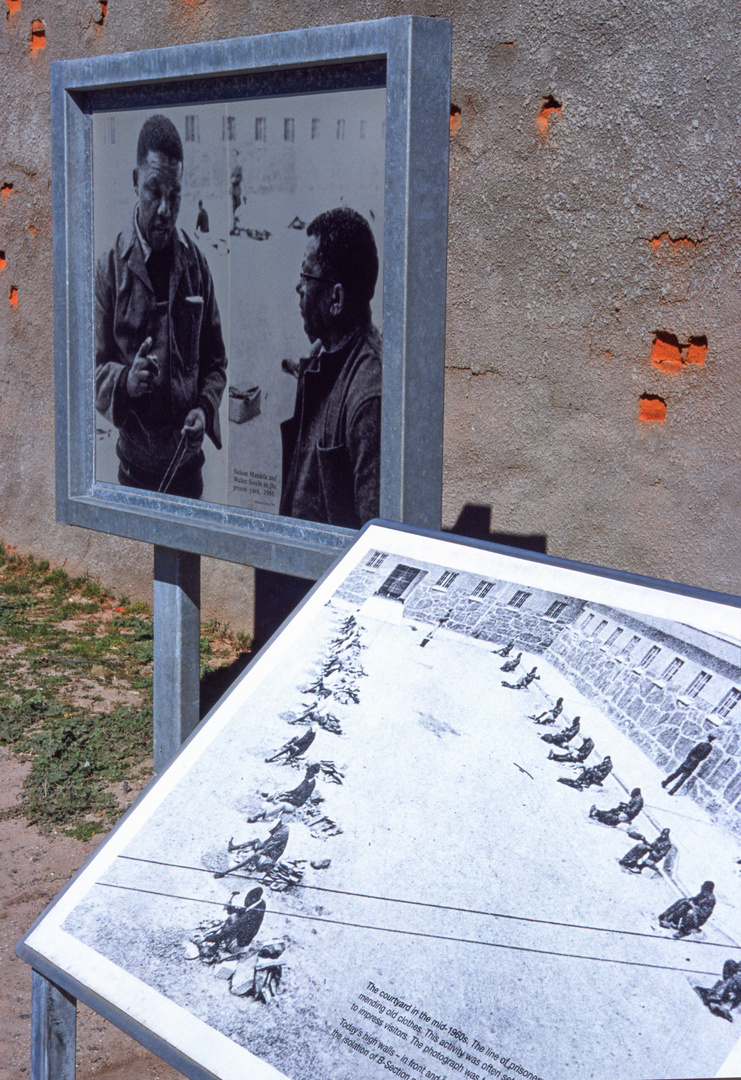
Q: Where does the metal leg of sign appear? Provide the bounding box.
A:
[31,971,76,1080]
[153,546,201,775]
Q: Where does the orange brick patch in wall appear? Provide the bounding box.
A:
[651,331,707,372]
[30,19,45,49]
[685,337,708,366]
[650,232,699,250]
[0,252,5,270]
[4,0,21,13]
[9,286,18,307]
[638,395,666,422]
[650,333,683,372]
[1,183,13,198]
[537,95,561,137]
[450,104,461,134]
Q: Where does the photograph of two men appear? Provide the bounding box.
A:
[93,86,385,529]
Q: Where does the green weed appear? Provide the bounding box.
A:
[0,542,251,838]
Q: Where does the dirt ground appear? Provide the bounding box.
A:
[0,748,183,1079]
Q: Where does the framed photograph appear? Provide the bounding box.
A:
[52,18,451,578]
[18,521,741,1080]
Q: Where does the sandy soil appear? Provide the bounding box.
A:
[0,748,183,1079]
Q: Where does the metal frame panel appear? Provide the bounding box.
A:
[52,18,451,579]
[17,518,741,1080]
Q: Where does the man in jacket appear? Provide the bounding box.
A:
[541,715,580,747]
[618,827,672,874]
[280,207,381,528]
[589,786,643,826]
[661,734,716,795]
[547,735,593,764]
[95,114,227,498]
[557,755,613,790]
[659,880,716,938]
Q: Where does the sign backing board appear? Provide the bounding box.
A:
[18,522,741,1080]
[52,18,450,579]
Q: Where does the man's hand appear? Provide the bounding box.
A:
[126,337,159,398]
[182,406,206,445]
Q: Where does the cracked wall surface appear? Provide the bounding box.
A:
[0,0,739,629]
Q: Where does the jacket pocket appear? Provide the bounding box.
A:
[176,296,204,370]
[317,442,356,529]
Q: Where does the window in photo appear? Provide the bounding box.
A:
[508,589,531,609]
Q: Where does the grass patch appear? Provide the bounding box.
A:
[0,544,251,838]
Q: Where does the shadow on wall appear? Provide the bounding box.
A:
[447,503,547,554]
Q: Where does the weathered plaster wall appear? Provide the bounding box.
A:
[1,0,739,630]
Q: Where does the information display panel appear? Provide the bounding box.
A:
[53,19,451,578]
[18,522,741,1079]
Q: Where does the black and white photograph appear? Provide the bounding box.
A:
[92,86,385,522]
[22,524,741,1080]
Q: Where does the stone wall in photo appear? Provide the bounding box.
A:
[337,551,583,653]
[547,626,741,838]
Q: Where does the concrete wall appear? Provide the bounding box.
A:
[1,0,739,631]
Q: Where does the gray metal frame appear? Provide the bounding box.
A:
[52,17,451,579]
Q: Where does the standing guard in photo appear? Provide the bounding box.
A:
[280,207,382,528]
[420,607,452,648]
[195,199,210,237]
[661,734,717,795]
[95,114,227,498]
[230,163,244,235]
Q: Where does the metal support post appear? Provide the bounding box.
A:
[153,546,201,775]
[31,971,76,1080]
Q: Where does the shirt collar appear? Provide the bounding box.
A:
[312,323,369,367]
[134,209,152,262]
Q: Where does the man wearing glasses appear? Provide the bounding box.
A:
[280,207,382,528]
